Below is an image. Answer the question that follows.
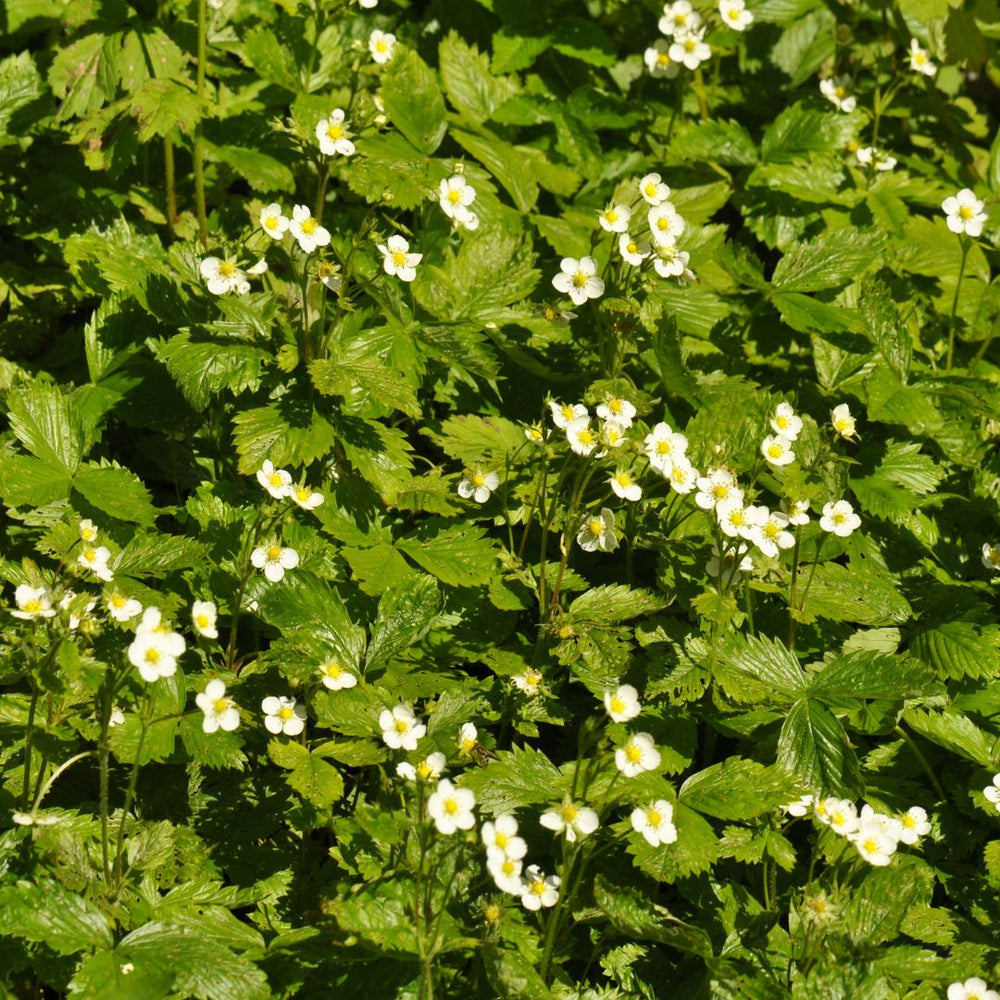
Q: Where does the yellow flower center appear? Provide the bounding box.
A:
[111,596,125,608]
[588,518,604,536]
[832,512,846,525]
[472,473,485,486]
[265,216,278,229]
[213,697,230,714]
[530,880,545,896]
[267,545,282,561]
[675,13,687,24]
[625,745,642,763]
[392,250,408,266]
[375,40,387,52]
[915,52,926,65]
[447,189,462,204]
[684,38,696,51]
[394,718,410,733]
[501,860,516,876]
[560,404,575,420]
[24,599,42,613]
[560,804,578,822]
[461,738,475,752]
[196,614,210,629]
[444,798,459,815]
[269,473,283,487]
[609,697,625,714]
[144,648,160,664]
[615,474,630,488]
[776,414,789,428]
[728,7,739,17]
[656,217,670,231]
[279,706,294,721]
[577,429,595,445]
[712,484,728,499]
[729,510,745,527]
[645,182,658,196]
[606,428,622,444]
[656,440,671,455]
[768,444,783,458]
[218,261,236,277]
[765,523,779,538]
[959,205,973,220]
[835,418,851,432]
[323,661,342,678]
[571,271,588,288]
[82,527,97,540]
[627,240,640,253]
[657,52,671,66]
[902,815,916,828]
[862,837,878,854]
[84,548,96,562]
[417,761,432,778]
[832,811,844,826]
[672,467,688,483]
[296,486,311,501]
[648,810,661,826]
[605,209,617,222]
[495,832,509,848]
[835,86,846,99]
[301,218,318,235]
[609,399,623,414]
[326,123,344,141]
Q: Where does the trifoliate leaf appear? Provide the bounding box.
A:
[156,333,268,412]
[73,461,156,526]
[909,621,1000,681]
[365,574,439,671]
[397,518,499,588]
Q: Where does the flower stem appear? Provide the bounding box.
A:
[21,685,39,810]
[946,238,969,372]
[114,699,152,890]
[164,134,177,234]
[193,0,209,246]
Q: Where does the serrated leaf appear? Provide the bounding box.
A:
[461,744,562,812]
[680,758,803,820]
[431,413,526,465]
[0,52,43,145]
[568,586,666,625]
[232,399,336,475]
[777,698,859,796]
[799,561,912,627]
[381,48,447,155]
[0,454,71,507]
[771,228,886,293]
[908,621,1000,681]
[713,634,806,704]
[439,31,518,125]
[451,127,539,212]
[808,651,937,701]
[309,357,420,418]
[156,334,268,412]
[902,708,997,768]
[860,277,911,380]
[365,575,439,671]
[69,950,175,999]
[288,752,345,808]
[761,103,860,162]
[866,367,942,435]
[73,462,156,526]
[670,120,757,166]
[397,518,498,588]
[128,78,202,142]
[627,802,719,881]
[0,881,113,954]
[113,533,208,576]
[7,379,85,473]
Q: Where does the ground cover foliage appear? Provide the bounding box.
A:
[2,0,1000,995]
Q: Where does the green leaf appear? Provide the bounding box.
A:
[902,708,997,768]
[628,802,719,881]
[843,859,934,946]
[713,634,806,704]
[761,103,860,162]
[798,561,912,627]
[777,698,859,796]
[206,143,295,193]
[381,48,447,155]
[808,651,937,701]
[242,27,299,91]
[397,519,499,587]
[0,454,71,507]
[0,881,114,954]
[492,30,551,74]
[309,356,420,419]
[550,18,617,67]
[771,228,886,293]
[670,120,758,166]
[348,131,432,211]
[127,79,202,142]
[439,31,518,124]
[430,413,526,466]
[0,52,43,145]
[451,127,539,212]
[865,367,942,435]
[288,751,345,808]
[568,586,666,625]
[232,400,336,475]
[113,533,209,577]
[73,462,156,526]
[462,744,562,812]
[339,417,415,503]
[859,277,911,380]
[680,758,803,820]
[365,575,439,671]
[325,879,418,954]
[773,291,863,335]
[593,875,713,958]
[909,621,1000,681]
[156,334,268,412]
[69,950,175,999]
[48,33,117,119]
[7,379,85,473]
[179,716,247,770]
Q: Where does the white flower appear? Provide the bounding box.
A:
[256,459,293,499]
[107,593,142,622]
[897,806,931,844]
[783,498,810,526]
[754,510,795,559]
[77,545,113,582]
[983,543,1000,572]
[599,420,627,451]
[948,980,1000,1000]
[909,38,936,76]
[262,695,306,736]
[317,260,342,292]
[631,800,677,847]
[819,76,856,113]
[397,752,447,782]
[596,398,636,426]
[458,470,499,504]
[619,233,652,266]
[943,188,987,238]
[604,684,641,723]
[615,733,661,777]
[191,600,218,639]
[290,484,324,511]
[11,585,57,620]
[644,422,688,475]
[760,434,795,467]
[427,778,476,835]
[250,542,300,582]
[290,205,331,254]
[609,469,642,502]
[487,851,525,894]
[378,234,422,282]
[719,0,753,30]
[770,402,803,441]
[851,819,897,866]
[639,171,671,206]
[380,704,426,751]
[128,612,186,682]
[824,798,860,837]
[259,203,290,240]
[359,0,377,6]
[456,210,479,232]
[79,519,98,543]
[983,773,1000,812]
[669,28,711,70]
[659,1,701,37]
[577,508,618,553]
[566,418,601,457]
[668,458,699,495]
[598,204,631,234]
[782,794,813,817]
[512,668,543,697]
[482,815,527,859]
[644,39,679,78]
[717,498,762,540]
[831,403,856,438]
[648,203,685,245]
[247,259,268,276]
[552,256,604,306]
[653,243,693,281]
[520,865,560,910]
[200,257,249,295]
[369,29,396,63]
[695,468,740,512]
[524,424,546,444]
[315,108,356,157]
[820,500,861,537]
[196,679,239,733]
[457,722,479,756]
[539,798,599,843]
[109,706,125,726]
[856,147,896,172]
[59,591,95,630]
[706,542,752,582]
[318,658,357,690]
[858,804,904,842]
[439,174,477,222]
[549,401,588,429]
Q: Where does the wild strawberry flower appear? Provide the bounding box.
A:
[539,798,599,842]
[851,818,897,866]
[524,424,545,444]
[317,260,342,292]
[695,468,740,512]
[631,800,678,847]
[659,0,701,37]
[598,204,631,233]
[378,234,422,282]
[549,400,588,429]
[604,684,641,722]
[770,402,803,441]
[639,171,671,205]
[567,418,601,457]
[856,146,896,172]
[191,600,218,639]
[818,797,859,836]
[512,668,543,697]
[456,722,478,757]
[760,433,795,466]
[290,205,331,254]
[610,469,642,502]
[397,752,447,782]
[983,543,1000,572]
[78,545,113,582]
[783,794,813,817]
[717,498,761,540]
[369,29,395,63]
[616,733,661,777]
[257,459,292,499]
[669,28,711,70]
[318,658,357,690]
[359,0,377,6]
[653,244,693,280]
[552,255,605,306]
[427,778,476,835]
[619,233,652,265]
[831,403,856,438]
[482,815,527,859]
[59,591,95,630]
[488,852,525,895]
[783,498,810,526]
[251,541,300,582]
[648,203,685,245]
[11,584,57,620]
[458,469,499,503]
[596,399,635,427]
[909,38,936,76]
[644,40,679,78]
[819,76,857,113]
[520,865,560,910]
[200,257,249,295]
[380,704,426,751]
[316,108,356,157]
[107,592,142,622]
[247,259,268,276]
[947,981,1000,1000]
[439,174,477,225]
[820,500,861,537]
[262,695,307,736]
[942,188,987,238]
[644,422,688,475]
[79,519,98,542]
[718,0,753,30]
[754,510,795,559]
[290,484,324,511]
[706,541,753,582]
[984,773,1000,812]
[196,679,240,733]
[668,459,699,494]
[259,203,290,239]
[128,608,186,682]
[577,508,619,553]
[897,806,931,844]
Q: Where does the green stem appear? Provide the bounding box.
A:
[226,512,267,671]
[99,691,112,885]
[21,685,39,810]
[946,238,969,372]
[30,751,94,814]
[164,134,177,234]
[787,531,803,651]
[894,725,947,802]
[193,0,209,246]
[114,700,152,890]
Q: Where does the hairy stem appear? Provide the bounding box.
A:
[946,238,969,372]
[193,0,209,245]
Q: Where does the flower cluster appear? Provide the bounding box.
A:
[983,773,1000,812]
[127,607,187,683]
[256,459,324,510]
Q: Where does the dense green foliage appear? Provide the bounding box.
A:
[2,0,1000,996]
